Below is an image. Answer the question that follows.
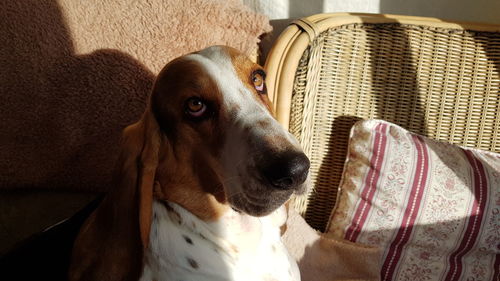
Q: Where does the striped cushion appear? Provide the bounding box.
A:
[327,120,500,281]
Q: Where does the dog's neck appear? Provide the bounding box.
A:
[140,200,300,281]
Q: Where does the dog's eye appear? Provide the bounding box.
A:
[185,97,207,118]
[252,71,265,93]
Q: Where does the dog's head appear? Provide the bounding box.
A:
[150,46,310,218]
[69,46,310,281]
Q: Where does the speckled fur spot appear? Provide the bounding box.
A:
[187,257,199,269]
[182,235,193,245]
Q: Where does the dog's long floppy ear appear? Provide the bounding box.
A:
[69,110,161,281]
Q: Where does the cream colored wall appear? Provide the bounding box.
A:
[243,0,500,24]
[379,0,500,24]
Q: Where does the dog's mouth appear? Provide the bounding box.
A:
[228,188,294,217]
[225,171,311,216]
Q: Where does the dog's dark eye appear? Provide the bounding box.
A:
[251,70,266,93]
[185,97,207,118]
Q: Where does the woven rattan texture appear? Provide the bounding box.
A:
[290,23,500,231]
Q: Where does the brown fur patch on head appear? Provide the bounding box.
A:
[149,55,231,221]
[151,57,223,141]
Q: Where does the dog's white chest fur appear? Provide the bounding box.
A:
[140,201,300,281]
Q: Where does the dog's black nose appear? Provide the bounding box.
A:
[261,151,310,190]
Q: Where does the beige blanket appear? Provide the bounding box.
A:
[283,207,382,281]
[0,0,271,191]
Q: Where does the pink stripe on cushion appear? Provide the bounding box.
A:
[344,122,389,242]
[381,135,430,281]
[444,150,489,281]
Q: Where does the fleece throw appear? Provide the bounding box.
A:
[0,0,271,191]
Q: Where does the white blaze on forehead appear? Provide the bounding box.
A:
[186,47,271,123]
[185,46,300,146]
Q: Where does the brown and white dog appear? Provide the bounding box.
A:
[69,46,310,281]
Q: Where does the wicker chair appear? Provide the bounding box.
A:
[264,13,500,232]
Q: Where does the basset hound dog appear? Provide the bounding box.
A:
[69,46,311,281]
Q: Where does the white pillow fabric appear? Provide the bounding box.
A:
[328,119,499,281]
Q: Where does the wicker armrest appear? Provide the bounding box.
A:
[264,13,500,231]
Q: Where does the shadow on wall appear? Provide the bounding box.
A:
[379,0,500,24]
[288,0,323,18]
[0,0,155,192]
[277,0,500,24]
